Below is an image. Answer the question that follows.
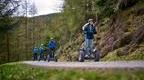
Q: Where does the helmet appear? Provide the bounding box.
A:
[50,37,54,40]
[88,19,93,22]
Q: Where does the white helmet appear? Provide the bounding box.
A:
[50,37,54,40]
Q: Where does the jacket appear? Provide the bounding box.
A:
[33,48,38,54]
[48,40,57,49]
[39,47,44,54]
[84,23,96,39]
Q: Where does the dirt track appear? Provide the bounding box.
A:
[23,61,144,69]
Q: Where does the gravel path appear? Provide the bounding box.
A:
[23,61,144,69]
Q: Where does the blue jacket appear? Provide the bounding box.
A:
[33,48,38,54]
[48,40,57,49]
[39,47,44,54]
[84,24,96,39]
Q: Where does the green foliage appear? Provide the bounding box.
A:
[102,43,144,61]
[96,0,117,18]
[59,0,144,61]
[0,63,144,80]
[0,0,144,63]
[0,0,21,64]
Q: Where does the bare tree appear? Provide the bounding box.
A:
[19,0,37,59]
[29,2,37,16]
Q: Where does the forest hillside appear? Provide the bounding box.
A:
[0,0,144,64]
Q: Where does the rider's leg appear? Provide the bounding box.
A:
[47,48,50,60]
[52,49,55,57]
[48,48,53,58]
[39,54,41,61]
[84,34,87,50]
[87,39,93,55]
[85,39,88,54]
[33,54,35,61]
[85,39,91,55]
[41,53,44,60]
[89,39,93,53]
[34,53,37,60]
[39,53,44,60]
[41,54,43,60]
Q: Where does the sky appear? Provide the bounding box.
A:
[30,0,64,16]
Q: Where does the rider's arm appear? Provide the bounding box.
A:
[93,26,97,34]
[83,24,89,34]
[55,41,58,49]
[82,23,89,31]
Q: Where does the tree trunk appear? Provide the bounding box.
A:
[25,0,28,60]
[6,32,10,62]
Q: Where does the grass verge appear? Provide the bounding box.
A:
[0,63,144,80]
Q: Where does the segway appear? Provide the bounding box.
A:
[47,49,58,62]
[78,47,100,62]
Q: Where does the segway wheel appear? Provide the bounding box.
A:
[78,50,85,62]
[94,50,100,62]
[55,57,58,62]
[47,55,50,62]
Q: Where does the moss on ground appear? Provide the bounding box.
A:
[102,45,144,61]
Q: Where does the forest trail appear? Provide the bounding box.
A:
[23,61,144,69]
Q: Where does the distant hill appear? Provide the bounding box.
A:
[31,13,59,21]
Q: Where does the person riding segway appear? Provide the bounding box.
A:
[33,47,38,61]
[47,38,58,62]
[79,19,100,62]
[38,44,44,61]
